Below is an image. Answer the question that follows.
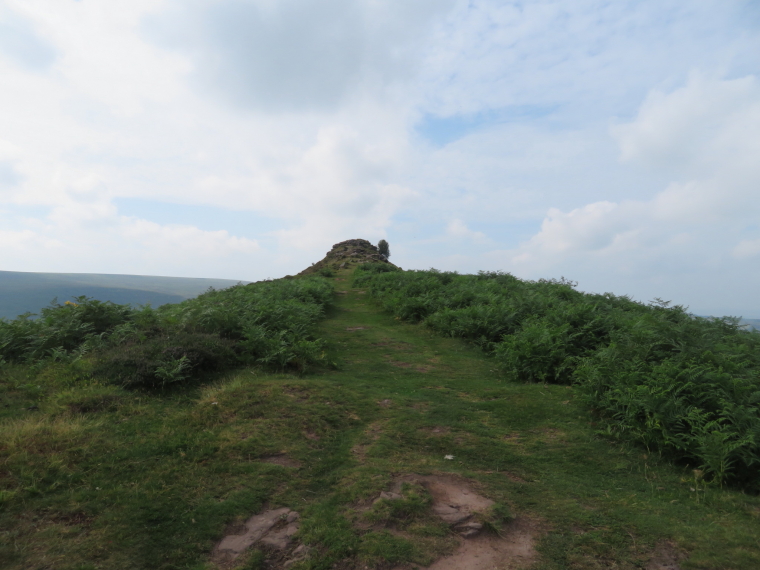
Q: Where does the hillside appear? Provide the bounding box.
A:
[1,256,759,570]
[0,270,245,319]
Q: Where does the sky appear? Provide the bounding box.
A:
[0,0,759,317]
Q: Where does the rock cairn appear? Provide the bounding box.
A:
[297,239,398,276]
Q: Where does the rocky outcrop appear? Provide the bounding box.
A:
[297,239,399,276]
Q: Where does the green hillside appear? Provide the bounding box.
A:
[0,271,246,319]
[1,242,759,570]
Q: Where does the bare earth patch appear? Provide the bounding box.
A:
[399,474,494,533]
[212,508,308,569]
[346,326,369,331]
[420,519,537,570]
[646,541,685,570]
[379,473,538,570]
[261,454,303,468]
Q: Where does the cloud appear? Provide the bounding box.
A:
[446,219,487,243]
[0,6,56,71]
[614,73,760,224]
[0,160,21,187]
[500,74,760,314]
[516,73,760,262]
[0,192,260,278]
[120,218,260,259]
[613,72,760,178]
[418,0,759,119]
[733,239,760,259]
[512,201,630,261]
[147,0,453,112]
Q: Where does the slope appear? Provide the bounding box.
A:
[0,267,759,570]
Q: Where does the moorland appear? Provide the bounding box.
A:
[1,239,759,570]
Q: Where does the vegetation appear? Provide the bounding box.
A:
[1,261,760,570]
[354,266,760,489]
[0,277,334,389]
[377,239,390,259]
[0,270,244,320]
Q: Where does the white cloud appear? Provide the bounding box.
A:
[513,201,625,260]
[733,239,760,259]
[446,219,487,243]
[121,218,259,257]
[613,73,760,172]
[419,0,757,118]
[499,74,760,315]
[0,4,57,71]
[147,0,453,112]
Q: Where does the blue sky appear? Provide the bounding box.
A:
[0,0,759,316]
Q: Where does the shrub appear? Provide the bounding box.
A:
[0,296,134,363]
[495,318,576,383]
[1,277,335,385]
[356,262,399,274]
[93,333,238,390]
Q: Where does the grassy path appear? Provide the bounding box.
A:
[2,271,760,569]
[313,274,760,570]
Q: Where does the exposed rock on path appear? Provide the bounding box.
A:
[420,519,537,570]
[213,508,300,566]
[390,474,495,536]
[379,474,538,570]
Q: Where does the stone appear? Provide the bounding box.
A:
[213,507,302,561]
[215,507,291,559]
[259,522,299,549]
[455,520,484,537]
[432,503,472,525]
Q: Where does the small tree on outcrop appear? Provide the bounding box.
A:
[377,239,390,259]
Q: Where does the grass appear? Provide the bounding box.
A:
[1,268,759,569]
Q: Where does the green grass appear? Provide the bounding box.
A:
[352,266,760,489]
[1,268,760,569]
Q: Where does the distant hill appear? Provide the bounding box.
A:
[0,271,246,319]
[741,318,760,331]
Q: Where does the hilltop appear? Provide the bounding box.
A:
[1,255,759,570]
[297,238,397,276]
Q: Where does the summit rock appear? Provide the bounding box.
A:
[297,239,398,276]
